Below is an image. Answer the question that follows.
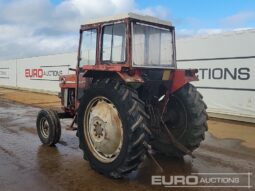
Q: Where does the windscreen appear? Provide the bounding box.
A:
[132,23,174,68]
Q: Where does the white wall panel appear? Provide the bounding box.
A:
[16,53,76,92]
[178,59,255,119]
[0,59,17,87]
[177,29,255,59]
[177,29,255,121]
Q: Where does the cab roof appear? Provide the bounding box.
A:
[83,12,172,27]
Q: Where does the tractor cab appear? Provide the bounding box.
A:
[78,13,176,70]
[60,13,181,113]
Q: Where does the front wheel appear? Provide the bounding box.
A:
[36,109,61,146]
[77,79,149,178]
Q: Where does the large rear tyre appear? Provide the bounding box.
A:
[152,83,208,157]
[77,79,149,178]
[36,109,61,146]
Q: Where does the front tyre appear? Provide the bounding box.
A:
[36,109,61,146]
[78,79,149,178]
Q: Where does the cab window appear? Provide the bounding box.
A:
[102,23,126,63]
[80,29,97,66]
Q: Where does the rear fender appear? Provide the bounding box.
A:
[169,69,198,93]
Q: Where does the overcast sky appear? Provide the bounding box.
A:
[0,0,254,60]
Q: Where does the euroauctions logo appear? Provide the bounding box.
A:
[25,68,63,78]
[24,64,70,81]
[151,173,253,188]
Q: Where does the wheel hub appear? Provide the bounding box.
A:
[90,117,106,142]
[40,118,49,138]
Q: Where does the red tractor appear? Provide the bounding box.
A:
[36,13,208,178]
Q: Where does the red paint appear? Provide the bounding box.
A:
[25,69,43,78]
[82,64,123,72]
[170,69,198,93]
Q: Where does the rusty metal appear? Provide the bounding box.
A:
[117,70,144,83]
[59,72,91,114]
[79,17,174,70]
[170,69,198,94]
[82,64,123,72]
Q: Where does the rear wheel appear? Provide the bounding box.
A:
[152,83,208,157]
[77,79,149,178]
[36,109,61,146]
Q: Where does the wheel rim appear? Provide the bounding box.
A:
[40,117,50,139]
[84,96,123,163]
[163,95,188,140]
